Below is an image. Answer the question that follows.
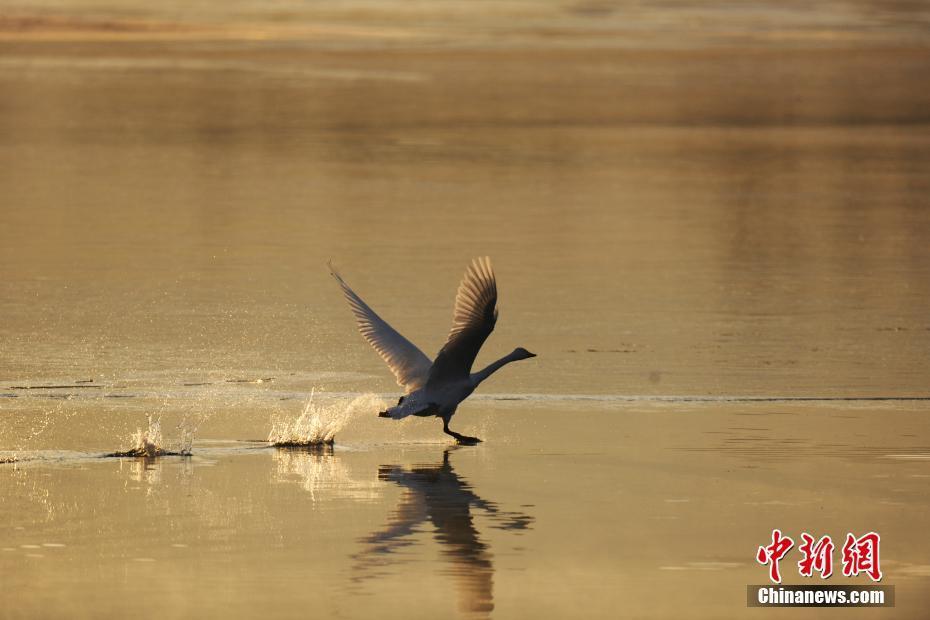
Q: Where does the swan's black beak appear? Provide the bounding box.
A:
[527,351,537,358]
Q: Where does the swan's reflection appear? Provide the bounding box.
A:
[354,448,533,616]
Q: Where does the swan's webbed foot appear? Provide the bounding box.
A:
[442,422,482,445]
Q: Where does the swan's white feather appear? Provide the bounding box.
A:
[449,256,498,343]
[329,263,433,393]
[426,257,498,385]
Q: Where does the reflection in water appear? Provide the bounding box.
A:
[354,449,533,616]
[117,454,195,501]
[124,455,164,488]
[272,446,381,503]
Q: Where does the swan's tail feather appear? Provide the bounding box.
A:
[378,402,438,420]
[379,407,411,420]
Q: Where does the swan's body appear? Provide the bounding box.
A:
[331,257,535,444]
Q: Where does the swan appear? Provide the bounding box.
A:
[330,257,535,445]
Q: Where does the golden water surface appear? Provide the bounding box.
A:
[1,1,929,618]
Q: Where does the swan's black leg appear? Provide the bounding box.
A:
[442,419,481,445]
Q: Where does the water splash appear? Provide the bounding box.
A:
[107,412,193,458]
[3,394,80,454]
[130,414,164,456]
[175,408,207,455]
[269,389,386,447]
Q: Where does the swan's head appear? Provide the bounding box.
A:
[512,347,537,360]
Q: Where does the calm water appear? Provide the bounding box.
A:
[1,2,930,618]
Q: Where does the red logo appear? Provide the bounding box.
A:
[798,533,834,579]
[842,532,882,582]
[757,530,882,583]
[756,529,794,584]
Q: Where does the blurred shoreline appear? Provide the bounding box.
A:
[1,3,929,49]
[2,40,928,129]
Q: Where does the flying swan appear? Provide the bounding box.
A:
[330,257,535,444]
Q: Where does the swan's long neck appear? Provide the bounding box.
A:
[470,351,522,388]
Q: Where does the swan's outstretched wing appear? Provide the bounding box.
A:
[330,264,433,392]
[427,257,498,386]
